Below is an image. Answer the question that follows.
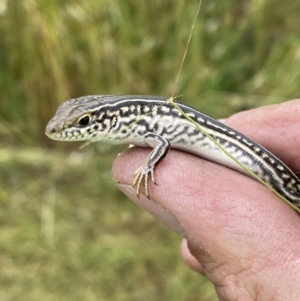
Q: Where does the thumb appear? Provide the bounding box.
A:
[113,147,300,300]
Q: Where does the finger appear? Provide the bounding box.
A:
[226,99,300,169]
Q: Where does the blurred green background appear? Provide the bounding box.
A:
[1,0,300,300]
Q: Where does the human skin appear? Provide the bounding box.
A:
[112,99,300,301]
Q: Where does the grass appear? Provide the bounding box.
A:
[1,0,300,300]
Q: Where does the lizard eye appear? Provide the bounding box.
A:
[77,115,91,126]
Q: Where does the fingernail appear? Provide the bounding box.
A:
[116,184,186,236]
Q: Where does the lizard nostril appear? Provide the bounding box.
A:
[45,123,59,136]
[49,128,57,134]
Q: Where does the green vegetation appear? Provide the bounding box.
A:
[1,0,300,300]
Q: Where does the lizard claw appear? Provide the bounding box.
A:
[133,163,156,198]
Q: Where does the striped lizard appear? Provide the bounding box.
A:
[45,95,300,209]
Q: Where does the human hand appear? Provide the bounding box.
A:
[112,99,300,300]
